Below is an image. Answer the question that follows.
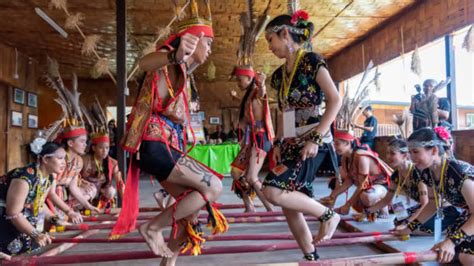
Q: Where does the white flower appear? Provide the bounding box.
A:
[30,137,47,155]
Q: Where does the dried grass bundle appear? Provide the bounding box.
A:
[156,27,171,41]
[91,58,110,79]
[462,25,474,53]
[82,35,101,56]
[65,12,84,30]
[50,0,67,10]
[142,42,156,57]
[374,66,381,92]
[411,46,422,76]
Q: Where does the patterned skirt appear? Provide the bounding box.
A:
[0,207,38,255]
[447,210,474,255]
[263,139,330,197]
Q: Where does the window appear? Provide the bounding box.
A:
[466,113,474,128]
[453,26,474,106]
[344,37,447,104]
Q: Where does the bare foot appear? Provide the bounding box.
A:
[153,192,166,210]
[244,202,256,213]
[313,213,341,245]
[139,223,174,257]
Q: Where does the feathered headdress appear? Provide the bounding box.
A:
[335,61,379,141]
[231,0,272,78]
[165,0,214,45]
[45,57,87,141]
[82,98,109,145]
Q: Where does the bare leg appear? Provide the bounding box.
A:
[242,192,256,213]
[247,147,273,211]
[140,156,222,257]
[159,183,197,266]
[263,186,340,244]
[282,208,314,254]
[231,168,255,213]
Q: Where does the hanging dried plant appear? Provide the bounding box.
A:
[374,66,381,92]
[91,58,110,79]
[81,35,101,56]
[207,61,216,81]
[50,0,67,10]
[156,26,171,40]
[411,46,422,76]
[64,12,84,30]
[142,42,156,56]
[462,25,474,53]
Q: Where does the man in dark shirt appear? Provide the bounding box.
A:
[209,125,227,143]
[353,106,378,150]
[438,97,452,132]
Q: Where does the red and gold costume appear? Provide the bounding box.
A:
[111,1,227,255]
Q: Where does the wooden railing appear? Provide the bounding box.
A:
[354,124,401,137]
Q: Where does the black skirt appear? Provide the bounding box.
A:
[263,141,330,197]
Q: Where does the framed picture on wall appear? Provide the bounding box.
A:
[11,111,23,127]
[13,88,25,105]
[209,116,220,125]
[28,114,38,129]
[28,92,38,108]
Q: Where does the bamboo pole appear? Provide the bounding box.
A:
[52,231,392,244]
[5,235,411,265]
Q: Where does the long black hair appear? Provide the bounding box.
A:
[265,15,314,45]
[408,127,445,155]
[239,78,256,120]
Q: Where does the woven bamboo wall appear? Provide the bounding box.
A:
[328,0,474,82]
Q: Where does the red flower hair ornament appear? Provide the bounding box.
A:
[434,126,451,142]
[290,10,309,25]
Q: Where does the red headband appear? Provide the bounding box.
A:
[91,135,110,145]
[61,128,88,140]
[234,67,255,78]
[334,130,355,141]
[164,25,214,46]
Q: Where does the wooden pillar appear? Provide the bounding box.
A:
[445,34,458,129]
[116,0,127,205]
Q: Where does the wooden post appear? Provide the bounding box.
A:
[445,34,458,129]
[116,0,127,207]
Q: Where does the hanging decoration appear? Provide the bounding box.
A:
[462,25,473,53]
[411,45,422,77]
[49,0,190,84]
[207,61,216,81]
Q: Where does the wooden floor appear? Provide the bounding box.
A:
[33,177,439,265]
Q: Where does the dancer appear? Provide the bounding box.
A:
[230,0,274,213]
[325,131,392,219]
[81,100,125,211]
[395,127,473,265]
[261,10,342,261]
[111,1,227,265]
[44,63,100,214]
[0,141,64,255]
[366,138,459,230]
